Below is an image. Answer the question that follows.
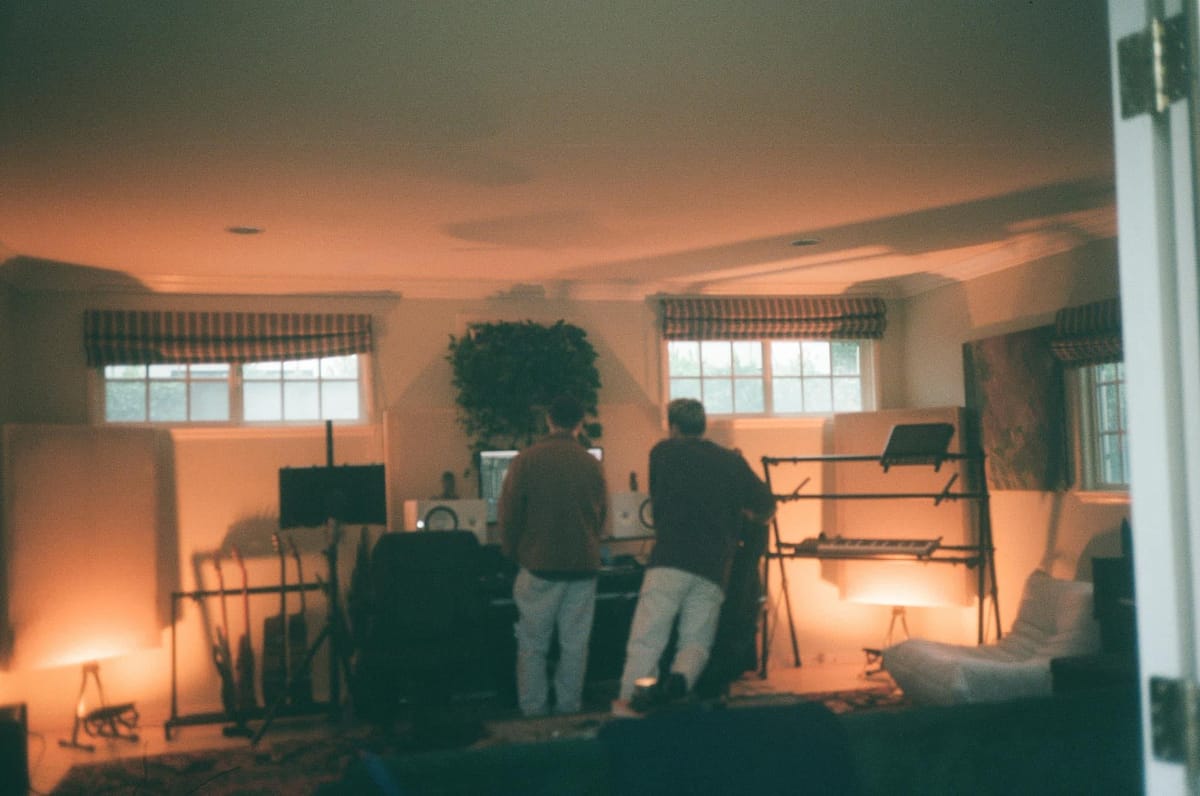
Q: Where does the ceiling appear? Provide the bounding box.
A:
[0,1,1116,299]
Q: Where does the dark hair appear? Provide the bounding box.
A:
[548,394,585,429]
[667,398,706,436]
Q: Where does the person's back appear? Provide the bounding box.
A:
[497,394,608,717]
[614,398,774,715]
[501,433,605,573]
[648,436,771,588]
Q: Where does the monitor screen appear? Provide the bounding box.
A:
[479,446,602,524]
[279,464,387,529]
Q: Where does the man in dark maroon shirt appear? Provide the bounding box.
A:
[614,398,775,714]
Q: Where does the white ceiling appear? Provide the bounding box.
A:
[0,1,1116,299]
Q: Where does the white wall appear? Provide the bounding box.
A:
[901,237,1129,637]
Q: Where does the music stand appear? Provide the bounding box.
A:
[252,460,386,746]
[879,422,956,472]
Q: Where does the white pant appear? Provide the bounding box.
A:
[513,568,598,716]
[618,566,725,701]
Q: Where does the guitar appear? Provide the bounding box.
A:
[211,554,238,719]
[261,533,290,708]
[287,534,313,705]
[231,546,257,715]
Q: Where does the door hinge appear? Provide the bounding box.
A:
[1150,676,1200,765]
[1118,14,1190,118]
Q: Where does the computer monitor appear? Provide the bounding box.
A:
[479,446,602,523]
[278,464,387,529]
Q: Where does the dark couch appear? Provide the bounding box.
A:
[330,687,1142,795]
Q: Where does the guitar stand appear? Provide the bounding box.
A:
[251,518,355,747]
[59,661,140,751]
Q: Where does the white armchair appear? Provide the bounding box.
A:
[882,569,1101,705]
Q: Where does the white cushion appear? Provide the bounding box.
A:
[881,569,1101,705]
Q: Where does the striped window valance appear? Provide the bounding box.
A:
[660,296,887,340]
[84,310,374,366]
[1050,298,1122,366]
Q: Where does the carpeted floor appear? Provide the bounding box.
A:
[51,686,908,795]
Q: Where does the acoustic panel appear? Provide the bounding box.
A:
[1,425,166,670]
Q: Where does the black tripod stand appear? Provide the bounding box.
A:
[251,516,356,746]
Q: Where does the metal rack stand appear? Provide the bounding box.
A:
[758,423,1000,676]
[164,580,331,740]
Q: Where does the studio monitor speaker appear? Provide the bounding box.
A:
[609,491,654,538]
[402,499,489,543]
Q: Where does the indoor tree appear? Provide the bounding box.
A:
[446,319,602,456]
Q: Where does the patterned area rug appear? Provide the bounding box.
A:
[52,686,910,795]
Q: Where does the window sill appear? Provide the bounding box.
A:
[1074,489,1130,506]
[168,422,377,442]
[707,415,828,431]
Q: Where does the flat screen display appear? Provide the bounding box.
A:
[479,446,602,524]
[279,464,387,528]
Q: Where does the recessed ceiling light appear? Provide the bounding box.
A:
[226,226,264,235]
[790,237,822,247]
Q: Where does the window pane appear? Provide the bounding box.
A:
[734,378,764,413]
[190,381,230,421]
[244,382,282,420]
[1095,362,1119,382]
[802,378,832,413]
[1097,384,1122,431]
[284,382,320,420]
[105,364,145,380]
[106,382,146,421]
[771,342,802,376]
[668,342,701,377]
[703,379,733,414]
[244,361,282,380]
[731,342,763,376]
[321,355,358,378]
[773,378,803,413]
[322,382,359,420]
[283,358,320,380]
[148,363,187,380]
[191,363,230,379]
[670,378,703,401]
[701,342,732,376]
[801,341,831,375]
[1099,434,1126,484]
[831,342,861,375]
[832,377,863,411]
[148,382,186,421]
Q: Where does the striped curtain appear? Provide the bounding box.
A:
[84,310,373,366]
[1050,298,1122,366]
[660,296,887,340]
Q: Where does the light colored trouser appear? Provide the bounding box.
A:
[513,568,598,717]
[618,566,725,701]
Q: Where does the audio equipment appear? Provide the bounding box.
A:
[402,499,489,543]
[608,491,654,538]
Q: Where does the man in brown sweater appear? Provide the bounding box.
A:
[499,394,608,716]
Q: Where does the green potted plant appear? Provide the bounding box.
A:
[447,319,602,456]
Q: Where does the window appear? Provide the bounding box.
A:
[101,354,366,424]
[85,309,374,426]
[666,339,872,416]
[1074,361,1129,489]
[659,296,886,418]
[1050,298,1125,492]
